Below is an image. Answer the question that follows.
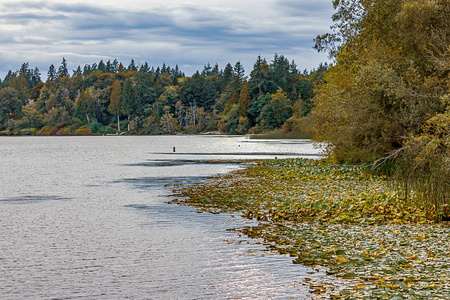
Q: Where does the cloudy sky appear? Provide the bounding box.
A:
[0,0,335,79]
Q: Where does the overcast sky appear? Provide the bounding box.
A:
[0,0,335,79]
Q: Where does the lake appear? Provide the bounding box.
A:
[0,135,327,299]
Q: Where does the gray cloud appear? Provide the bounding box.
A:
[275,0,334,18]
[0,0,334,78]
[1,13,67,22]
[3,1,108,15]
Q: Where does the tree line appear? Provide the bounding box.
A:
[0,55,326,136]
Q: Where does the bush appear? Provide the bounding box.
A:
[0,129,12,136]
[39,126,58,135]
[282,115,315,139]
[19,128,35,135]
[74,126,93,136]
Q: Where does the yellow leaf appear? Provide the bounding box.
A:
[407,254,418,260]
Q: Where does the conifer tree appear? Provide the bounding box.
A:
[47,64,56,83]
[57,57,69,78]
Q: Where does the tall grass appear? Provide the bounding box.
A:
[398,163,450,221]
[373,112,450,222]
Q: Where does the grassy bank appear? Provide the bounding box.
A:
[171,159,450,299]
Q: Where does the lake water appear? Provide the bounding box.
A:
[0,135,326,299]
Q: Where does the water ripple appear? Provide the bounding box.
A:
[0,195,72,204]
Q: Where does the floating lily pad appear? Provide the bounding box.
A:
[171,158,450,299]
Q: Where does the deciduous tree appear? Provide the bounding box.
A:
[108,80,122,132]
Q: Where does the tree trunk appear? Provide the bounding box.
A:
[166,117,171,134]
[117,115,120,132]
[128,114,131,132]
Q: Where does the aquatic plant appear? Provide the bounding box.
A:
[171,158,450,298]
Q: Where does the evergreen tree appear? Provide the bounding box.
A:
[221,63,233,88]
[233,61,246,82]
[2,71,13,88]
[57,57,69,78]
[112,59,119,73]
[19,62,33,88]
[201,63,212,76]
[139,62,150,74]
[271,54,291,93]
[249,55,274,98]
[106,60,113,73]
[212,63,220,76]
[98,60,106,73]
[31,67,41,87]
[47,64,56,83]
[73,66,82,77]
[128,59,137,72]
[83,65,92,77]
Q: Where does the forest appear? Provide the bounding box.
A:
[0,55,326,137]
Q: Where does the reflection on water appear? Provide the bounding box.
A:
[122,159,248,167]
[119,175,212,189]
[0,195,72,203]
[0,136,326,299]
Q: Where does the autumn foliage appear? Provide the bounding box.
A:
[0,55,325,136]
[313,0,450,220]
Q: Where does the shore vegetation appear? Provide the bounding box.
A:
[171,158,450,298]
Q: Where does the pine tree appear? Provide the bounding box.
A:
[57,57,69,78]
[47,64,56,83]
[98,60,106,73]
[128,59,137,72]
[112,59,119,73]
[106,60,113,73]
[31,67,41,87]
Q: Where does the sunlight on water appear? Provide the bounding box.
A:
[0,136,326,299]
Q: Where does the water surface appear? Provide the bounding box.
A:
[0,135,326,299]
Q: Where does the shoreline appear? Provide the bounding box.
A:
[171,158,450,299]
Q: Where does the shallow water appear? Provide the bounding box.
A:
[0,135,326,299]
